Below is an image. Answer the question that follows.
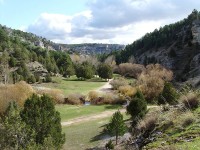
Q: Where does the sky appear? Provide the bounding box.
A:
[0,0,200,44]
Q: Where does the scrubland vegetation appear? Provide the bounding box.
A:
[1,10,200,150]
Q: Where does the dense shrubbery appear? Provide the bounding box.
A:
[64,93,85,105]
[89,92,126,105]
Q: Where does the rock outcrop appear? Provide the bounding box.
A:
[191,20,200,44]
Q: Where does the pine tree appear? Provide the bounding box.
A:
[20,94,65,149]
[126,90,147,126]
[106,110,126,145]
[0,102,35,149]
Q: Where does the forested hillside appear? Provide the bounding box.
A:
[0,25,74,84]
[114,10,200,86]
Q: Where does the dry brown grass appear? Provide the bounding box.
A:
[0,81,34,113]
[176,111,196,127]
[36,88,65,104]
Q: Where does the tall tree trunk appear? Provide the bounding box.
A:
[116,133,118,145]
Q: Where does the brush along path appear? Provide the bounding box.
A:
[61,106,158,127]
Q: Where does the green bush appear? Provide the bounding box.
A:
[126,90,147,125]
[158,82,178,105]
[45,74,52,82]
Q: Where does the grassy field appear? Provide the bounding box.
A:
[62,113,130,150]
[39,76,106,95]
[56,104,122,122]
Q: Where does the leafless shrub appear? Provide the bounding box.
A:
[36,88,65,104]
[138,64,173,100]
[65,93,85,105]
[118,63,145,78]
[180,92,199,109]
[118,85,137,97]
[88,91,99,101]
[110,77,128,90]
[0,81,34,113]
[136,113,158,135]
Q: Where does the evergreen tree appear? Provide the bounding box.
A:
[106,110,126,145]
[158,82,178,105]
[97,63,113,80]
[126,90,147,126]
[20,94,65,149]
[0,102,35,149]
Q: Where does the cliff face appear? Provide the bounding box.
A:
[191,20,200,44]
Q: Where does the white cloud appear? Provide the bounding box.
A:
[26,0,200,44]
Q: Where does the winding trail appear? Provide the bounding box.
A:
[95,79,113,93]
[61,108,126,126]
[61,106,158,127]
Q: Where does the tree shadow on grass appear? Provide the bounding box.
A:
[104,105,122,110]
[62,78,82,82]
[90,125,111,142]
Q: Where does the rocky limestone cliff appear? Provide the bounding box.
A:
[191,20,200,44]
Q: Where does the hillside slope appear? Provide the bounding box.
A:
[116,10,200,86]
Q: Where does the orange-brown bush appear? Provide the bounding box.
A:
[138,64,173,100]
[180,92,199,109]
[88,91,99,101]
[118,63,145,78]
[0,81,34,113]
[65,93,85,105]
[90,93,126,105]
[36,88,65,104]
[110,77,128,90]
[118,85,137,97]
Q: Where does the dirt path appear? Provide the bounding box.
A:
[95,79,113,93]
[61,109,126,126]
[61,106,158,127]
